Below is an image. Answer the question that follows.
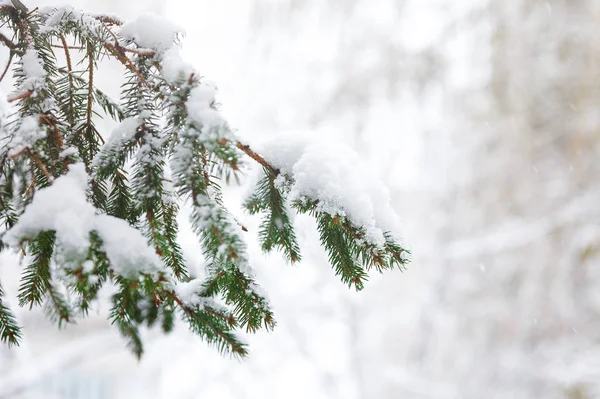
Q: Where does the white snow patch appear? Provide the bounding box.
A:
[5,163,95,255]
[174,278,204,306]
[119,14,182,53]
[255,131,402,246]
[161,47,194,83]
[5,164,163,277]
[94,214,162,277]
[186,82,227,135]
[21,50,45,80]
[174,278,227,311]
[40,6,105,40]
[7,115,45,157]
[93,116,142,167]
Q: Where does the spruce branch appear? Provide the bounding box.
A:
[0,280,22,346]
[0,3,409,359]
[245,168,301,263]
[17,231,55,308]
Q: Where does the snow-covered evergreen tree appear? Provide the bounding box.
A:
[0,0,408,357]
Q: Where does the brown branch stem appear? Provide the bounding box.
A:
[27,149,53,183]
[103,43,152,89]
[235,141,278,175]
[7,90,31,103]
[51,44,85,50]
[0,32,22,55]
[59,33,75,135]
[0,51,14,83]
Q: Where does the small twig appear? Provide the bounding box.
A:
[57,67,113,99]
[235,141,278,175]
[59,33,75,130]
[8,147,27,159]
[86,43,94,131]
[27,149,53,183]
[93,14,123,26]
[0,51,14,83]
[104,43,152,89]
[205,308,237,327]
[7,90,32,103]
[121,47,155,56]
[25,6,38,17]
[101,21,120,45]
[201,147,210,187]
[39,113,64,153]
[51,44,86,50]
[22,177,35,198]
[0,32,21,54]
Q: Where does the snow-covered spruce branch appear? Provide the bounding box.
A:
[0,1,409,358]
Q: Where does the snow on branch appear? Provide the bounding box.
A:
[0,1,409,357]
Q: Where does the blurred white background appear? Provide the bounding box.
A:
[2,0,600,398]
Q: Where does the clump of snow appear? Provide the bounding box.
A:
[94,215,162,277]
[174,278,228,311]
[59,147,78,158]
[174,278,204,306]
[111,116,144,143]
[4,163,95,255]
[39,6,104,40]
[93,116,142,168]
[255,131,402,247]
[6,115,45,157]
[4,164,163,277]
[8,49,46,99]
[119,14,182,53]
[21,50,45,80]
[161,47,194,83]
[82,260,94,274]
[186,82,228,136]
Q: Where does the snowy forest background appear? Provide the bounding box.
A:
[1,0,599,398]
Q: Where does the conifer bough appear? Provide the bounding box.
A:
[0,1,409,358]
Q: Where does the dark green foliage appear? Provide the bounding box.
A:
[18,231,55,308]
[292,197,409,291]
[44,283,71,327]
[0,2,409,359]
[245,169,301,263]
[109,278,145,358]
[0,281,22,346]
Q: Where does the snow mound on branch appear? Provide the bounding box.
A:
[120,14,195,83]
[6,115,45,157]
[120,14,182,53]
[4,163,95,252]
[9,49,46,100]
[21,50,45,80]
[104,116,142,147]
[4,164,162,277]
[161,47,194,83]
[93,115,144,168]
[186,82,228,135]
[93,215,161,276]
[174,278,227,311]
[40,6,105,39]
[256,131,401,247]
